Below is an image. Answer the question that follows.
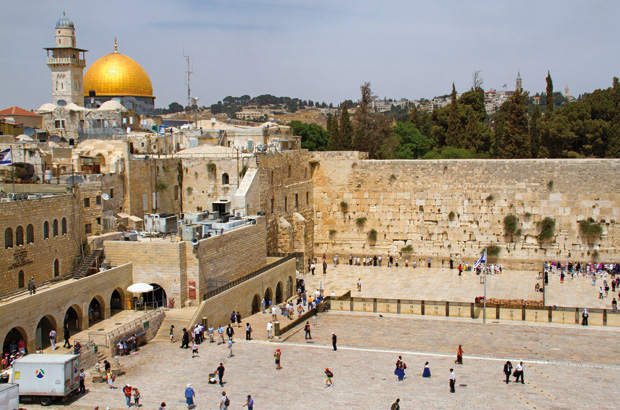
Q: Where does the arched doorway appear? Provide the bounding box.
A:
[88,297,104,327]
[110,289,124,315]
[53,259,60,277]
[251,294,261,314]
[3,327,27,356]
[64,305,81,333]
[18,270,25,289]
[275,281,283,304]
[142,284,166,309]
[264,287,273,307]
[286,276,294,299]
[35,315,56,349]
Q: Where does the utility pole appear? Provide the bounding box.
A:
[184,53,192,127]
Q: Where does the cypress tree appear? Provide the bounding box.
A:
[338,102,353,150]
[530,104,541,158]
[326,113,340,150]
[497,88,531,158]
[546,71,554,113]
[464,106,481,152]
[409,104,419,127]
[446,83,461,147]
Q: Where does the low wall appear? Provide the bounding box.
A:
[330,296,619,327]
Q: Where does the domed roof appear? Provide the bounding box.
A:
[83,46,154,99]
[56,12,74,29]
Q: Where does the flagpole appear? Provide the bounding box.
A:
[10,145,15,194]
[483,269,487,324]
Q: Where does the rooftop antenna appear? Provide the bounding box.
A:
[184,51,192,126]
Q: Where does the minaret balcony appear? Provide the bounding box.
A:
[47,57,86,67]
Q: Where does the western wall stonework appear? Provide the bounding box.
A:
[311,153,620,270]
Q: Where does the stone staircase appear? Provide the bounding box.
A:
[152,306,199,343]
[73,248,103,279]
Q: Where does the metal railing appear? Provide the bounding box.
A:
[202,254,296,301]
[88,308,164,347]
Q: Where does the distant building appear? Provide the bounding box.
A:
[516,70,523,92]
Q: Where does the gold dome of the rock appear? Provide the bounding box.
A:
[83,49,153,98]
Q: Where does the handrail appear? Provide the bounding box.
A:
[202,254,296,300]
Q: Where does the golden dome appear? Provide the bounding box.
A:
[84,48,154,98]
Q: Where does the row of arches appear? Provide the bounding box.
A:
[4,218,67,249]
[250,277,294,314]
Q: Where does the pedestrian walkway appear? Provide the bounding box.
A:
[152,306,198,343]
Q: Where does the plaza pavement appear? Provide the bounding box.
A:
[36,310,620,410]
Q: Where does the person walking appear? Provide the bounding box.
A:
[391,398,401,410]
[245,322,252,340]
[220,391,229,410]
[123,384,132,408]
[274,348,282,370]
[427,258,432,268]
[455,345,463,364]
[49,329,57,350]
[184,384,195,409]
[503,361,513,384]
[304,321,312,340]
[216,363,225,386]
[236,311,242,328]
[226,324,234,341]
[169,325,175,343]
[332,332,337,351]
[271,305,277,321]
[449,369,456,393]
[243,394,254,410]
[191,341,199,358]
[324,368,333,387]
[28,277,36,295]
[79,368,86,393]
[357,278,362,292]
[582,309,589,326]
[181,328,190,349]
[63,326,71,349]
[266,321,273,339]
[323,261,327,274]
[422,362,431,378]
[514,361,524,384]
[133,387,140,407]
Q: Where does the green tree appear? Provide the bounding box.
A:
[409,104,419,128]
[496,88,531,158]
[546,71,554,113]
[530,104,541,158]
[289,121,329,151]
[326,113,340,150]
[352,82,393,158]
[338,102,353,150]
[446,83,462,147]
[463,107,481,152]
[391,122,435,159]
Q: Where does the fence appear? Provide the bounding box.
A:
[330,296,620,327]
[88,308,165,348]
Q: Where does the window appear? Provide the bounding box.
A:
[288,165,291,178]
[61,218,67,235]
[96,196,102,205]
[306,191,309,205]
[15,226,24,246]
[222,173,230,185]
[43,221,50,239]
[271,198,274,214]
[85,223,92,234]
[18,271,25,289]
[284,196,288,212]
[83,198,90,207]
[174,185,179,200]
[54,120,65,129]
[26,224,34,244]
[295,193,299,209]
[96,217,101,225]
[271,170,274,184]
[110,188,114,199]
[142,194,148,211]
[53,260,60,277]
[4,228,13,249]
[53,219,59,237]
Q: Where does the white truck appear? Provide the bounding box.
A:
[9,354,80,406]
[0,384,19,410]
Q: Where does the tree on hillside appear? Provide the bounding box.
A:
[391,122,435,159]
[353,82,394,158]
[463,107,482,152]
[546,71,554,113]
[290,121,329,151]
[326,112,340,150]
[446,83,462,147]
[338,102,353,150]
[530,104,541,158]
[409,104,419,128]
[496,88,531,158]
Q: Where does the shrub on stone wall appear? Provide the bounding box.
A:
[340,201,349,213]
[537,217,556,242]
[401,245,413,253]
[329,229,337,239]
[448,211,455,221]
[579,218,602,242]
[368,229,378,243]
[355,217,367,228]
[155,181,168,192]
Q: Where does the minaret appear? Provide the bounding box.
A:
[515,70,522,92]
[564,85,570,98]
[44,12,88,106]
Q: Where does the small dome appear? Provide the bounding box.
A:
[37,103,58,113]
[98,100,127,112]
[56,13,74,29]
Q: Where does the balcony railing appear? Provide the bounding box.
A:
[47,57,86,66]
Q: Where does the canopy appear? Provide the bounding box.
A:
[127,283,154,293]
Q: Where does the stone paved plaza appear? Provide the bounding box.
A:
[303,264,617,309]
[33,310,620,410]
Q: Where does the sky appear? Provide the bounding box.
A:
[1,0,619,110]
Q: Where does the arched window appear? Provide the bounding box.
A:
[288,165,291,178]
[53,219,59,237]
[26,224,34,244]
[15,226,24,246]
[43,221,50,239]
[222,173,229,185]
[18,271,25,289]
[4,228,13,249]
[53,259,60,277]
[61,218,67,235]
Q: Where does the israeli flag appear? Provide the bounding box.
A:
[473,249,487,269]
[0,148,11,165]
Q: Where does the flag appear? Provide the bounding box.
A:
[473,249,487,269]
[502,83,507,89]
[0,148,11,165]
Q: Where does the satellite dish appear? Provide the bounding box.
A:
[24,128,36,137]
[56,99,67,107]
[102,193,110,201]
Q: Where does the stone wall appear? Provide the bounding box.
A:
[312,156,620,269]
[124,157,180,219]
[181,157,241,214]
[76,182,103,236]
[0,193,82,293]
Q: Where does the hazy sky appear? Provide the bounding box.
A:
[2,0,619,110]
